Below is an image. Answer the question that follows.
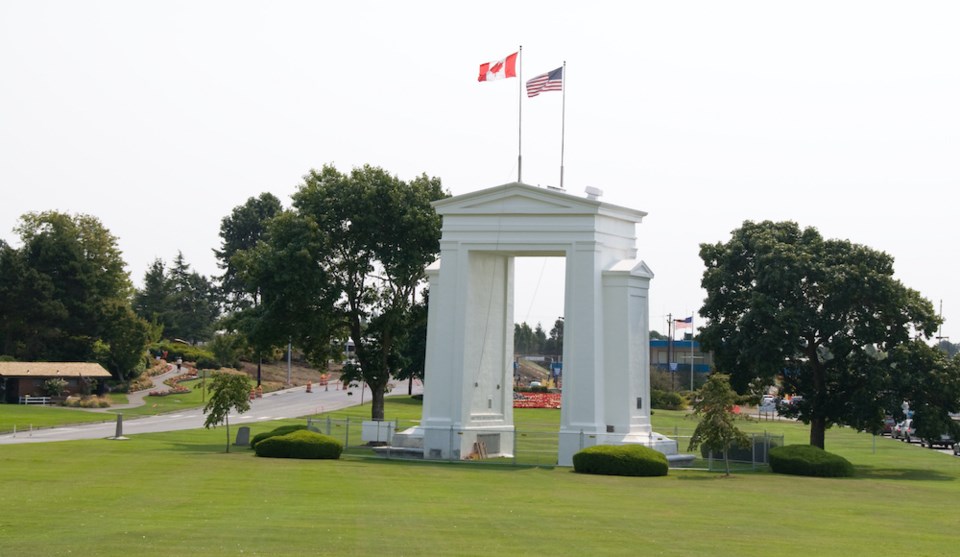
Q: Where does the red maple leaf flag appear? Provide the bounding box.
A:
[478,51,518,82]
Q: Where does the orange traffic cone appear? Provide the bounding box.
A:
[306,380,312,393]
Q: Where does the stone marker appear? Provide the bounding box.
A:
[234,426,250,446]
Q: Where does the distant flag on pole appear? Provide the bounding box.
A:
[526,66,563,97]
[674,316,693,329]
[478,52,518,82]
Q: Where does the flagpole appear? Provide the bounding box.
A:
[690,314,695,391]
[517,45,523,183]
[667,313,673,391]
[559,60,566,190]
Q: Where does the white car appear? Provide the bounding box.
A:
[898,419,917,443]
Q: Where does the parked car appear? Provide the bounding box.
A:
[896,419,916,442]
[921,432,954,449]
[881,415,896,436]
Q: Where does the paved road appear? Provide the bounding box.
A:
[0,379,421,445]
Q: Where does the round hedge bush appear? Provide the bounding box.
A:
[250,424,309,448]
[769,444,854,477]
[254,429,344,459]
[572,444,669,477]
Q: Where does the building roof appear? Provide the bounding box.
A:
[0,362,112,378]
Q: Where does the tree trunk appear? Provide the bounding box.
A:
[225,415,231,453]
[809,356,826,449]
[809,415,826,449]
[371,387,386,421]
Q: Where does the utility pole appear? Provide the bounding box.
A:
[936,299,949,349]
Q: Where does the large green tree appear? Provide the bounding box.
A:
[133,258,173,331]
[167,252,219,344]
[226,211,337,384]
[215,192,283,310]
[290,165,446,420]
[699,220,943,449]
[134,254,219,345]
[232,165,445,418]
[0,212,149,378]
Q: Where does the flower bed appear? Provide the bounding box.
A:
[513,392,561,409]
[147,373,195,397]
[148,385,190,397]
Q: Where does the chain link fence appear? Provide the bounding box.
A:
[304,417,782,471]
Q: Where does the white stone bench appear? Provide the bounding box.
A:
[19,395,51,405]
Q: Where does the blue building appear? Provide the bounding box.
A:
[650,339,712,385]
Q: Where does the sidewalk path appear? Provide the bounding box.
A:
[0,379,422,445]
[90,362,182,412]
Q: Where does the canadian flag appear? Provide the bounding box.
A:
[478,51,518,82]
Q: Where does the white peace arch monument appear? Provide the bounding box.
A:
[395,181,677,466]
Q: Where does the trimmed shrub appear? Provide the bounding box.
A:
[572,444,669,477]
[150,341,217,367]
[254,430,344,459]
[651,389,685,410]
[769,444,854,478]
[250,424,309,448]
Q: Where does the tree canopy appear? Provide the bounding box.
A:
[133,253,219,345]
[215,192,283,311]
[0,212,149,379]
[224,164,447,420]
[698,220,944,448]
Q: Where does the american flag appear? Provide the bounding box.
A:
[674,316,693,329]
[526,66,563,97]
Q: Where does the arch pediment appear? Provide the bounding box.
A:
[434,182,646,223]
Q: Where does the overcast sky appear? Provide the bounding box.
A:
[2,1,958,341]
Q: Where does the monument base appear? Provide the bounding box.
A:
[557,429,678,467]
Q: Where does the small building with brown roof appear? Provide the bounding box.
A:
[0,362,112,403]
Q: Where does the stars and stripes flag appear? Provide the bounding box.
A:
[526,66,563,97]
[674,316,693,329]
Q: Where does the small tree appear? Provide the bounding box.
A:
[688,373,750,476]
[203,373,252,452]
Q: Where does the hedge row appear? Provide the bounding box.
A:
[769,444,854,477]
[572,444,669,477]
[149,341,220,370]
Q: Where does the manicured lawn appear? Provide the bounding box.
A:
[0,404,119,433]
[2,398,958,556]
[0,380,210,432]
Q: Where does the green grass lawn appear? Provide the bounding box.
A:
[0,380,211,432]
[2,398,959,556]
[0,404,119,433]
